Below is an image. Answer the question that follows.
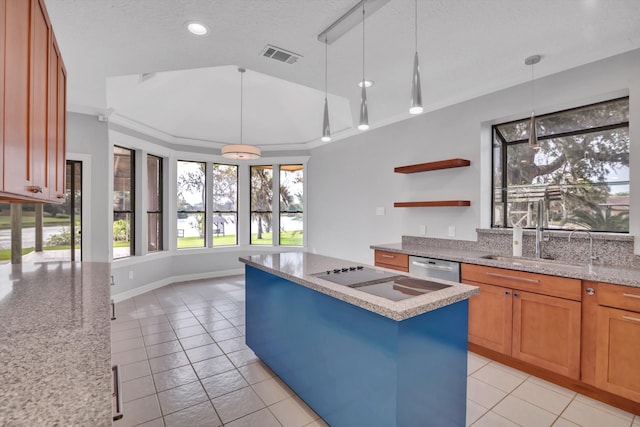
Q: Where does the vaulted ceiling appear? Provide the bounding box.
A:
[44,0,640,152]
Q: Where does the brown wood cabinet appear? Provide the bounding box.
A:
[462,263,581,379]
[583,281,640,402]
[1,0,66,203]
[374,250,409,272]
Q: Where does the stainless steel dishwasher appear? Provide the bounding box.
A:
[409,256,460,282]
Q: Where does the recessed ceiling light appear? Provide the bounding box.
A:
[358,80,374,88]
[187,22,209,36]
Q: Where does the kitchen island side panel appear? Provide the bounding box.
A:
[397,300,469,427]
[245,265,468,427]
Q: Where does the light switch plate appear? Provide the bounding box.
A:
[419,225,426,235]
[448,226,456,237]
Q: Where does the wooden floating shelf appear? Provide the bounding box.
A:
[394,158,471,174]
[394,200,471,208]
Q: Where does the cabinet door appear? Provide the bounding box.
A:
[28,0,50,198]
[466,281,512,355]
[3,0,31,196]
[48,39,66,201]
[512,290,581,379]
[595,306,640,401]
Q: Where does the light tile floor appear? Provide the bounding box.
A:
[112,275,640,427]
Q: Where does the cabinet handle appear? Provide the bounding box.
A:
[110,276,115,286]
[381,254,395,259]
[56,194,65,199]
[504,291,510,295]
[514,293,519,297]
[112,364,124,421]
[622,315,640,323]
[111,299,116,321]
[623,293,640,300]
[486,272,539,284]
[26,185,43,193]
[585,288,595,295]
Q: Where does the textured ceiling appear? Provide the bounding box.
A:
[43,0,640,151]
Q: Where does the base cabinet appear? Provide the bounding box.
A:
[583,281,640,403]
[374,250,409,272]
[463,264,581,379]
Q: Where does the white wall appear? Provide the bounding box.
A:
[66,112,110,262]
[308,49,640,264]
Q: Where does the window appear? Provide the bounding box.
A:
[280,165,303,246]
[250,165,273,245]
[177,161,206,248]
[147,155,163,252]
[492,97,630,232]
[113,146,134,258]
[212,164,238,246]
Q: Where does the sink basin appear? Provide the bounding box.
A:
[480,254,585,268]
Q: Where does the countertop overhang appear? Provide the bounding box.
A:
[371,242,640,288]
[240,252,478,321]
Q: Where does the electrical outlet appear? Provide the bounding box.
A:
[448,226,456,237]
[419,225,426,235]
[128,271,134,280]
[376,207,385,216]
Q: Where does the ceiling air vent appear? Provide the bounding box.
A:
[260,44,302,64]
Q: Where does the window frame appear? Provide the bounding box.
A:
[212,163,238,247]
[146,154,163,252]
[176,160,207,249]
[491,97,630,232]
[279,164,304,246]
[113,145,135,259]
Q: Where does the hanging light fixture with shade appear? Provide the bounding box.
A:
[409,0,423,115]
[221,68,261,159]
[321,36,331,142]
[525,54,541,149]
[358,1,369,131]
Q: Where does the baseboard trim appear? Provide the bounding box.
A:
[111,268,245,302]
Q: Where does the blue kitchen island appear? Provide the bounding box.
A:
[241,252,478,427]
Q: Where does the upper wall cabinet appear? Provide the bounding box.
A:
[1,0,67,203]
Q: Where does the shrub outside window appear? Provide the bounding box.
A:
[279,165,303,246]
[177,160,206,248]
[492,97,630,232]
[212,164,238,246]
[113,146,134,258]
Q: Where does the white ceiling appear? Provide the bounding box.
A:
[44,0,640,152]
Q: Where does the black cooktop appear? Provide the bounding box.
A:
[312,266,403,287]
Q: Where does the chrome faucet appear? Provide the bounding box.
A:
[535,199,545,258]
[568,230,595,266]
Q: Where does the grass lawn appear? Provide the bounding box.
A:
[176,231,303,248]
[0,215,73,230]
[0,248,34,261]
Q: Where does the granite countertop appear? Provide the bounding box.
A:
[240,252,478,321]
[0,262,112,426]
[371,242,640,288]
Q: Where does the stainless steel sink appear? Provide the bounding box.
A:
[480,254,585,268]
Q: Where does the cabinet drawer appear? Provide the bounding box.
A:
[461,263,581,301]
[374,251,409,271]
[596,283,640,313]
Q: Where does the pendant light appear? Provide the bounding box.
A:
[358,2,369,131]
[321,36,331,142]
[222,68,261,159]
[409,0,423,115]
[525,55,541,149]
